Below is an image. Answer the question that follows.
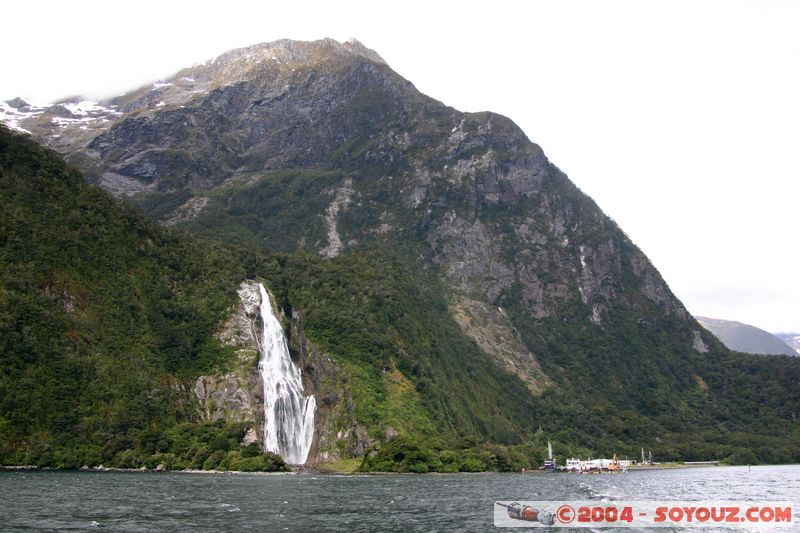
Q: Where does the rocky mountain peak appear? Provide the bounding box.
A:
[3,38,799,471]
[342,38,387,64]
[4,97,30,110]
[96,38,392,117]
[211,38,386,70]
[190,38,386,83]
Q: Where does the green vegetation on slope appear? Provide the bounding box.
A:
[260,251,541,443]
[135,169,344,252]
[491,282,800,465]
[0,127,282,470]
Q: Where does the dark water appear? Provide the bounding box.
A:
[0,465,798,531]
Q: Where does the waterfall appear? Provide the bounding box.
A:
[257,283,316,464]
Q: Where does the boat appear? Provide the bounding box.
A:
[565,458,581,472]
[539,440,628,473]
[542,440,556,471]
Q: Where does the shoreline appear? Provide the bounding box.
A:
[0,465,297,475]
[1,462,781,476]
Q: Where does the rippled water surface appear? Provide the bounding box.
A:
[0,465,798,531]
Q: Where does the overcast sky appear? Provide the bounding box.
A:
[3,0,798,333]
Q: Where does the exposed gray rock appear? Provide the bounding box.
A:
[98,172,157,197]
[195,279,366,464]
[5,97,29,109]
[164,196,209,226]
[241,427,259,446]
[195,281,264,444]
[449,295,550,394]
[320,179,353,258]
[384,426,399,441]
[692,330,710,353]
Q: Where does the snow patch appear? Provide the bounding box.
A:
[59,101,120,118]
[51,116,98,126]
[0,102,36,133]
[153,82,173,89]
[61,101,108,116]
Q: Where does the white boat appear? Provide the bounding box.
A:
[542,441,556,471]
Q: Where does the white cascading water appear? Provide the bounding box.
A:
[257,283,316,464]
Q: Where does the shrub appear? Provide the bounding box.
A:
[459,458,485,472]
[202,449,226,470]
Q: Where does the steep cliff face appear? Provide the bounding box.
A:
[194,282,264,444]
[195,280,369,463]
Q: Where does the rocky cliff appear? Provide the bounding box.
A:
[194,280,370,463]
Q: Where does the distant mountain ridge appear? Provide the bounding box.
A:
[775,333,800,355]
[695,316,797,356]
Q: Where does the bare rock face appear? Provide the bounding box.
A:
[194,279,367,463]
[692,330,710,353]
[164,197,209,226]
[449,296,550,394]
[194,281,264,443]
[319,179,353,258]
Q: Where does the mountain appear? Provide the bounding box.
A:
[696,317,797,356]
[4,39,800,468]
[775,333,800,355]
